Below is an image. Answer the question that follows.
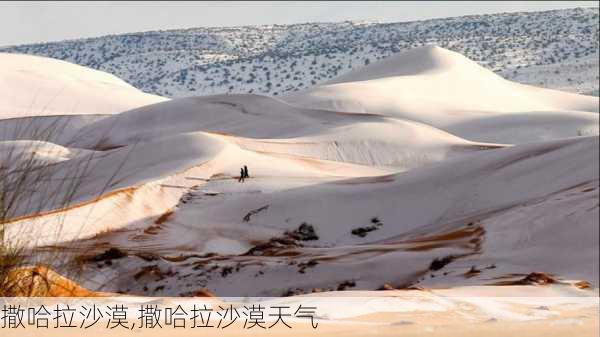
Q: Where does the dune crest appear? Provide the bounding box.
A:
[0,53,166,119]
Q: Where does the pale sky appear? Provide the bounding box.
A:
[0,1,598,47]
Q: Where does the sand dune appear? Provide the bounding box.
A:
[284,46,599,143]
[0,45,597,309]
[65,93,501,171]
[124,136,595,296]
[232,120,503,169]
[0,114,108,144]
[0,53,166,118]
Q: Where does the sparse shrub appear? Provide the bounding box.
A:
[351,217,383,238]
[288,222,319,241]
[0,117,126,296]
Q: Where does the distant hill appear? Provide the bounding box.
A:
[2,7,598,97]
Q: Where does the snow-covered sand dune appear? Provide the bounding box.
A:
[66,94,390,148]
[4,133,596,296]
[63,93,501,169]
[0,47,597,302]
[0,114,108,144]
[0,53,166,119]
[3,130,395,247]
[284,46,599,143]
[110,136,595,296]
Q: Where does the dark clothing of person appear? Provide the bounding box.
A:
[243,165,249,178]
[239,168,245,182]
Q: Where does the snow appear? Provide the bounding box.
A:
[2,8,597,98]
[0,53,166,119]
[0,43,598,303]
[283,46,599,144]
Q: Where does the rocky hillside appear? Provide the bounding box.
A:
[2,7,598,97]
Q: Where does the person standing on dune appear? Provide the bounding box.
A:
[244,165,249,179]
[239,167,245,183]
